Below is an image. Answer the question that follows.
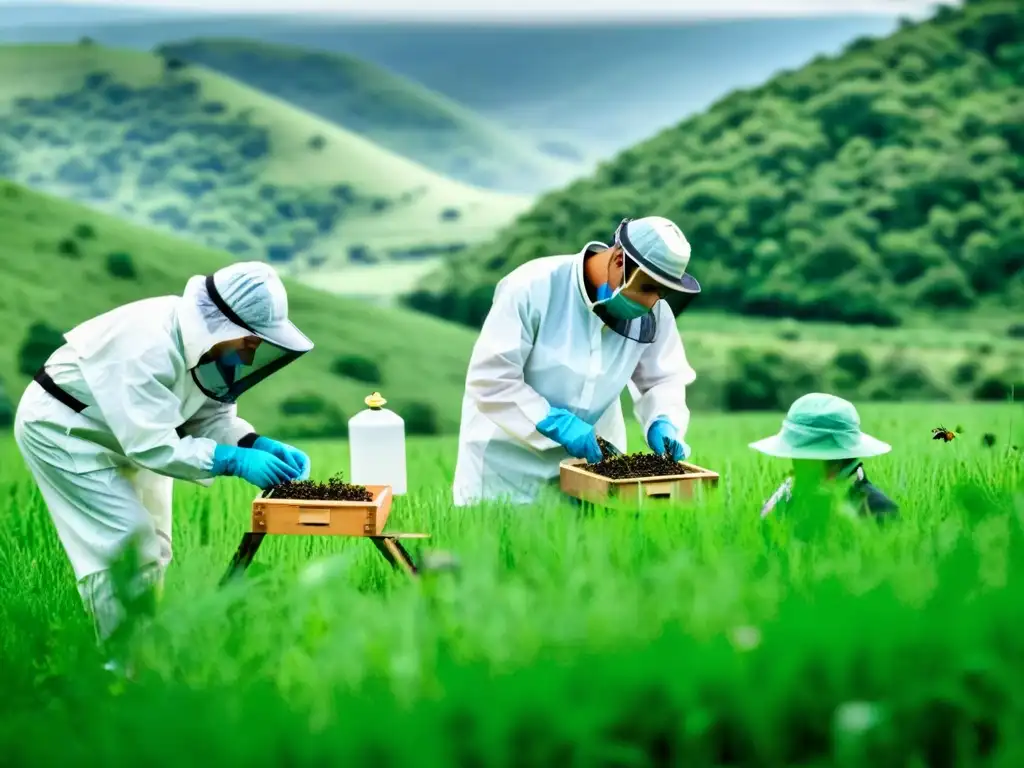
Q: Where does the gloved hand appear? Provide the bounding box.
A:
[647,418,690,462]
[211,445,300,489]
[252,436,311,481]
[537,407,604,464]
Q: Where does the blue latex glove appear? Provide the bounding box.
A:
[537,407,604,464]
[253,436,311,481]
[647,418,690,462]
[211,445,299,489]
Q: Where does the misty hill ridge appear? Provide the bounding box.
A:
[407,0,1024,329]
[156,39,585,194]
[0,15,907,158]
[0,43,530,276]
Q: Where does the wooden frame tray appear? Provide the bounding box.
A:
[560,458,720,504]
[220,485,431,586]
[251,484,393,536]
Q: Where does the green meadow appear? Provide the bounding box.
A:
[2,401,1023,764]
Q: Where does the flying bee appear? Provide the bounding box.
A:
[932,425,961,442]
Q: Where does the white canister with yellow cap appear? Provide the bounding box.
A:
[347,391,407,495]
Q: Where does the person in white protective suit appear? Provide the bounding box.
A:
[13,261,315,666]
[452,216,701,506]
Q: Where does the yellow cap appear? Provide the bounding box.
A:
[365,392,387,409]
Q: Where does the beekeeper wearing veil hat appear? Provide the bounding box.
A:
[14,261,314,670]
[751,392,899,521]
[453,215,702,507]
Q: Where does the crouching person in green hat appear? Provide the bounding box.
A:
[750,393,898,521]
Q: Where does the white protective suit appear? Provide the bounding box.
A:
[13,261,312,642]
[452,240,696,506]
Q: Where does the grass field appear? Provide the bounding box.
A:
[2,400,1023,764]
[155,39,585,195]
[0,43,531,273]
[0,180,480,437]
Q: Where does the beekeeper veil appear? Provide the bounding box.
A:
[592,216,702,343]
[178,261,314,403]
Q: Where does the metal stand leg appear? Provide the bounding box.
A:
[219,532,266,586]
[370,536,419,577]
[218,530,422,587]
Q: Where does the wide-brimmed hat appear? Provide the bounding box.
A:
[615,216,701,296]
[748,392,891,461]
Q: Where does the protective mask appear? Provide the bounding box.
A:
[211,350,244,389]
[596,282,651,320]
[219,350,244,367]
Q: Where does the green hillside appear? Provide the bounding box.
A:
[408,0,1024,329]
[0,179,480,437]
[0,43,531,277]
[155,39,586,195]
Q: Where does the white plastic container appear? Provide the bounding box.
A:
[348,391,407,496]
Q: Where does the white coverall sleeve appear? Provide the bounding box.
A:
[77,346,220,482]
[464,275,561,451]
[630,306,697,443]
[177,399,257,447]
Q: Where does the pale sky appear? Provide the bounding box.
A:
[13,0,950,21]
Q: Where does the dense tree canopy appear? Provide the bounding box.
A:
[407,0,1024,328]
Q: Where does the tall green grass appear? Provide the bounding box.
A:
[1,401,1022,765]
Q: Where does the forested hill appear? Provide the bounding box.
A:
[406,0,1024,329]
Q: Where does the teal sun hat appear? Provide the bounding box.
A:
[748,392,891,461]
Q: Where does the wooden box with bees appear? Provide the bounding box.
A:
[559,437,720,506]
[219,481,429,584]
[560,457,720,505]
[251,484,394,536]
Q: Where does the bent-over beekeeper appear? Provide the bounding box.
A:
[14,261,315,673]
[452,216,702,506]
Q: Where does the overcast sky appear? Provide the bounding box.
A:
[5,0,951,21]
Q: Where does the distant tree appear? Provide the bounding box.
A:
[162,56,187,73]
[57,238,81,258]
[73,223,96,240]
[832,349,872,381]
[0,377,13,429]
[347,245,373,264]
[399,401,441,435]
[951,359,980,386]
[277,394,349,439]
[723,348,821,412]
[18,322,65,376]
[330,354,382,385]
[279,393,328,416]
[106,251,137,280]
